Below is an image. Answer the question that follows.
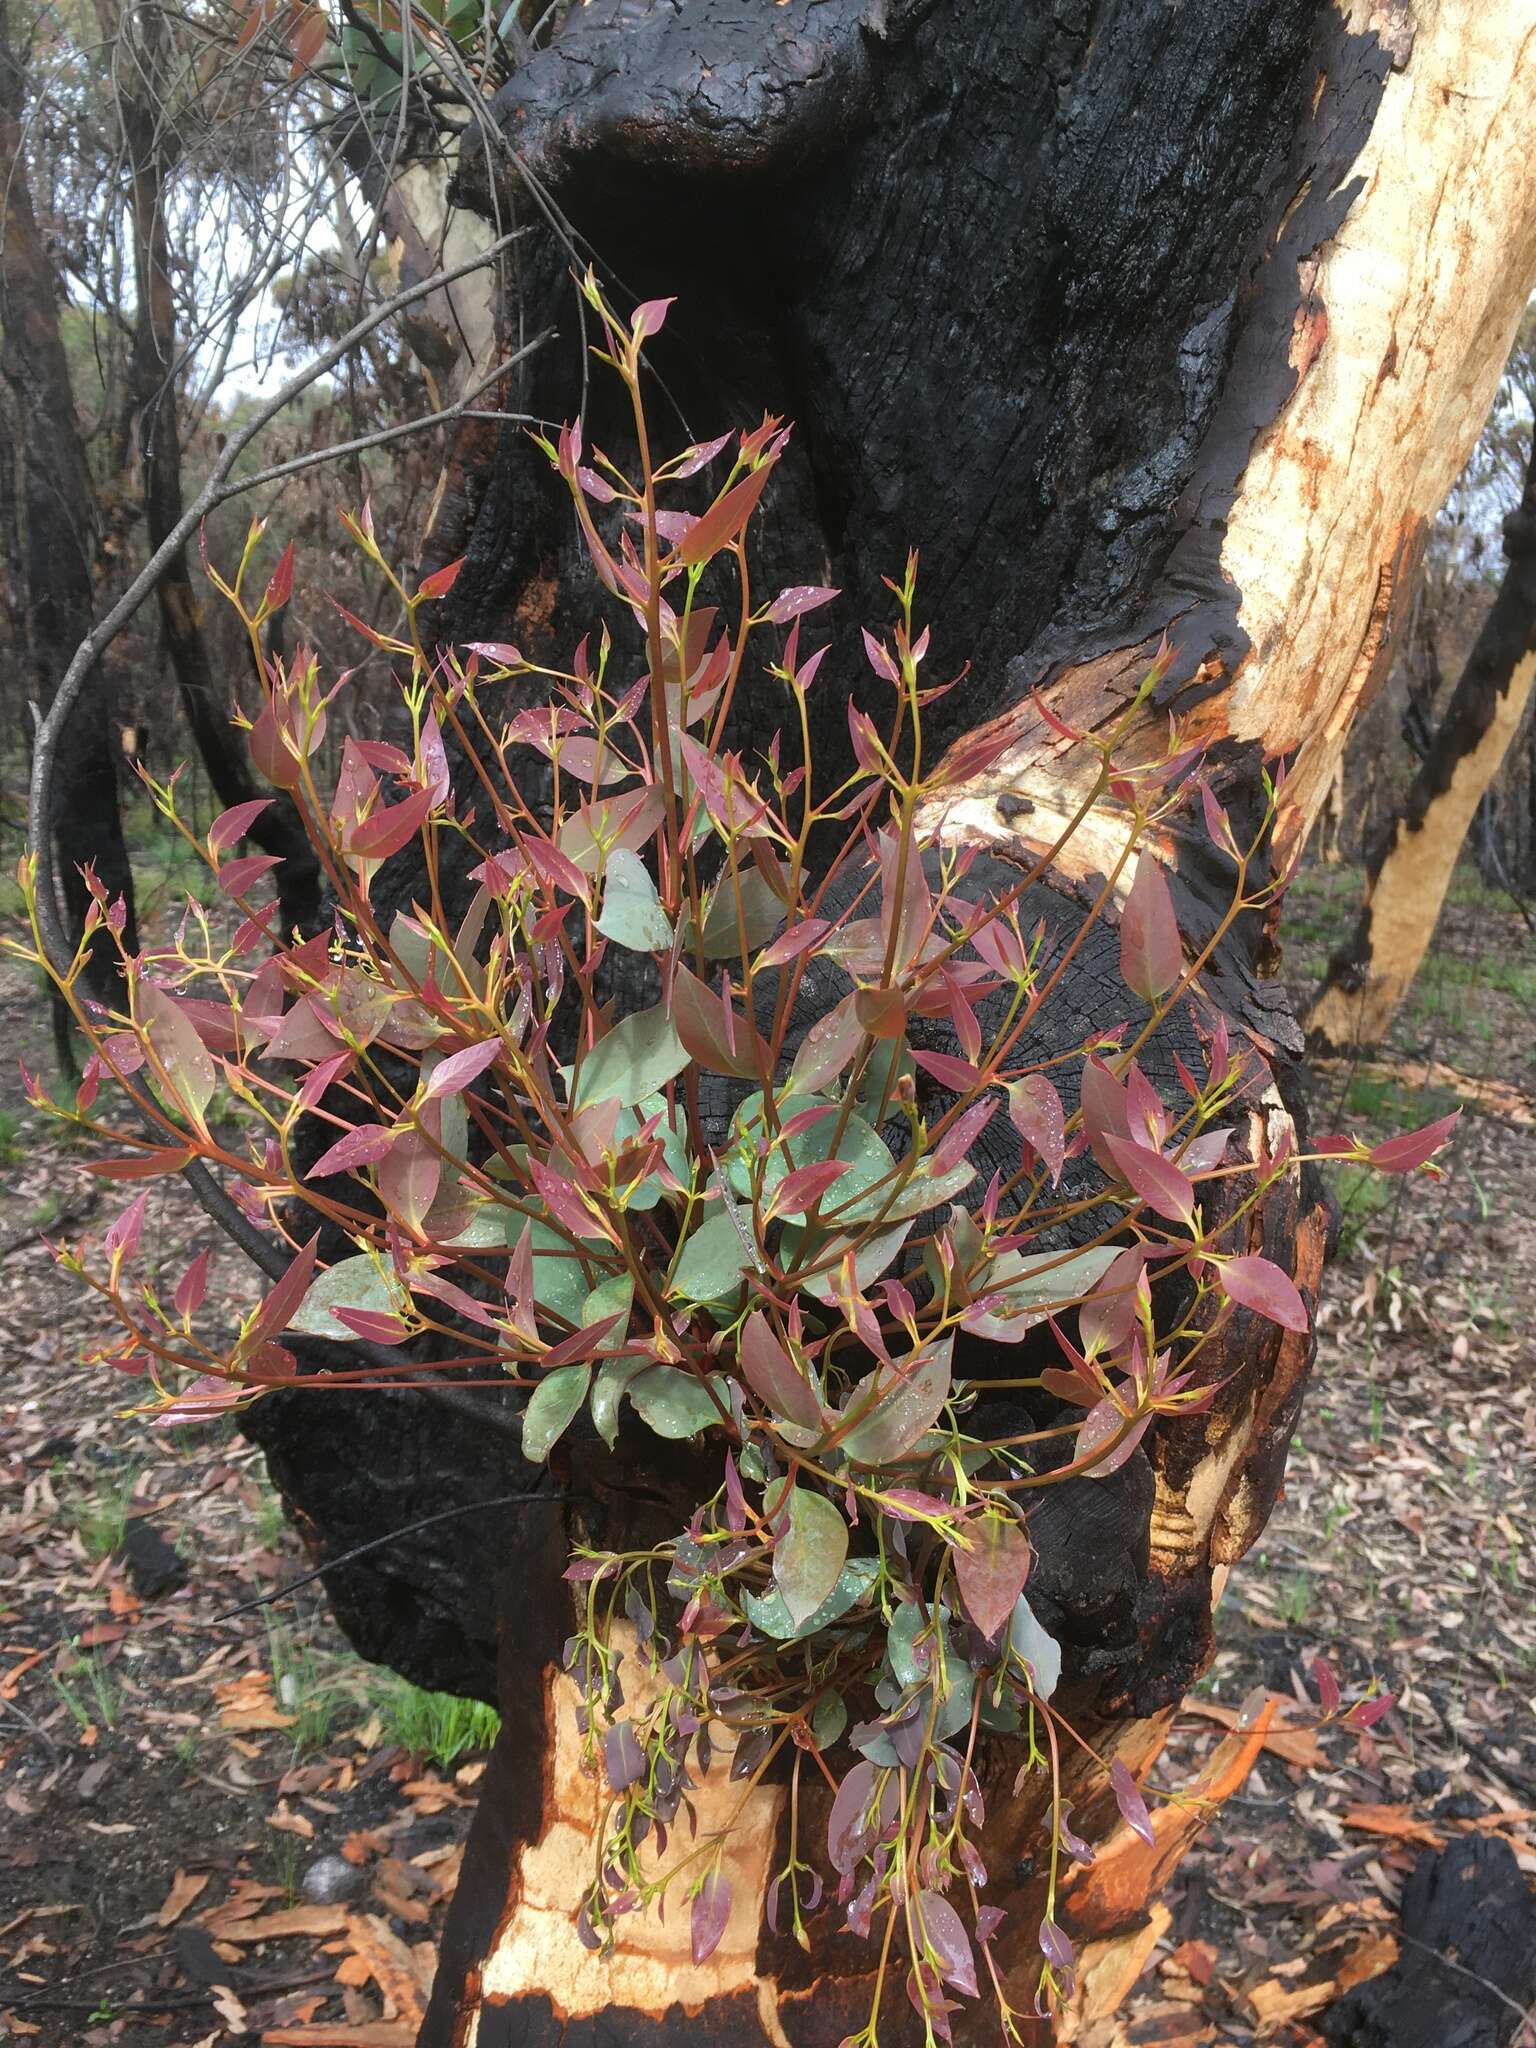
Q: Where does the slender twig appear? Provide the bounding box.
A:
[210,1487,565,1623]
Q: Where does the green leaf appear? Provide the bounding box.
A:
[1009,1594,1062,1700]
[772,1484,849,1627]
[810,1688,849,1748]
[854,1038,914,1123]
[670,1209,753,1304]
[590,1355,648,1448]
[596,848,674,952]
[522,1365,591,1461]
[951,1510,1033,1643]
[742,1560,879,1642]
[695,868,785,958]
[963,1244,1122,1341]
[727,1094,895,1220]
[582,1272,635,1329]
[136,983,216,1127]
[838,1336,953,1467]
[784,1219,914,1305]
[628,1367,729,1439]
[290,1254,398,1339]
[574,1006,689,1109]
[886,1600,974,1738]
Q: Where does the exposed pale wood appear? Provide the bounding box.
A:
[921,0,1536,874]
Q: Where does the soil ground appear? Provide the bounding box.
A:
[0,841,1532,2047]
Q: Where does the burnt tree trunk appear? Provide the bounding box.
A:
[239,2,1536,2041]
[1307,421,1536,1050]
[110,0,322,937]
[0,0,138,1007]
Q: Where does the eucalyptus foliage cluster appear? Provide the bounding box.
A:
[14,279,1445,2042]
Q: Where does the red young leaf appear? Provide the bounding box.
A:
[768,1158,852,1220]
[85,1146,198,1180]
[1105,1133,1195,1224]
[673,964,771,1079]
[1120,855,1182,1003]
[249,1233,321,1346]
[208,798,274,854]
[1218,1254,1309,1333]
[173,1248,209,1318]
[789,993,866,1093]
[755,919,831,968]
[911,1047,981,1091]
[1312,1655,1342,1715]
[417,556,464,601]
[1368,1109,1459,1173]
[1074,1399,1152,1476]
[738,1311,824,1431]
[952,1510,1032,1642]
[423,1038,503,1101]
[306,1123,396,1181]
[855,986,908,1041]
[679,463,772,568]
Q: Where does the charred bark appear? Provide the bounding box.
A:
[1307,422,1536,1051]
[0,0,137,1009]
[113,1,322,938]
[236,1,1536,2039]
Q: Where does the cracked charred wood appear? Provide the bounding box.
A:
[1322,1834,1536,2048]
[1307,420,1536,1051]
[238,0,1536,2039]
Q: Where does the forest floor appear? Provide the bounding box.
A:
[0,838,1533,2048]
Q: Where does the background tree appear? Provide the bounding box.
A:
[1307,325,1536,1050]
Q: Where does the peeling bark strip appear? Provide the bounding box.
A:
[233,3,1536,2042]
[1307,423,1536,1050]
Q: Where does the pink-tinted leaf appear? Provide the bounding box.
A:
[306,1123,396,1181]
[105,1191,149,1259]
[528,1160,607,1243]
[769,1158,852,1220]
[739,1311,824,1431]
[1080,1055,1131,1177]
[85,1145,197,1180]
[332,1306,411,1343]
[423,1037,502,1101]
[1078,1244,1150,1358]
[1074,1399,1152,1476]
[209,798,274,853]
[827,1760,895,1875]
[1038,1917,1074,1970]
[153,1375,246,1428]
[911,1046,980,1091]
[1105,1133,1195,1224]
[1368,1110,1460,1173]
[136,981,217,1126]
[464,640,524,666]
[1312,1655,1342,1715]
[1218,1254,1309,1333]
[690,1870,732,1965]
[1347,1691,1395,1730]
[855,986,908,1042]
[1120,855,1183,1003]
[379,1128,442,1235]
[672,964,770,1080]
[350,784,436,861]
[765,584,838,624]
[1109,1758,1155,1848]
[952,1509,1032,1643]
[632,295,674,340]
[296,1050,353,1114]
[755,918,831,969]
[788,992,865,1093]
[250,1233,321,1346]
[932,1094,998,1174]
[1008,1074,1066,1184]
[173,1247,209,1318]
[217,853,282,899]
[914,1891,978,1999]
[679,464,772,568]
[417,556,463,601]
